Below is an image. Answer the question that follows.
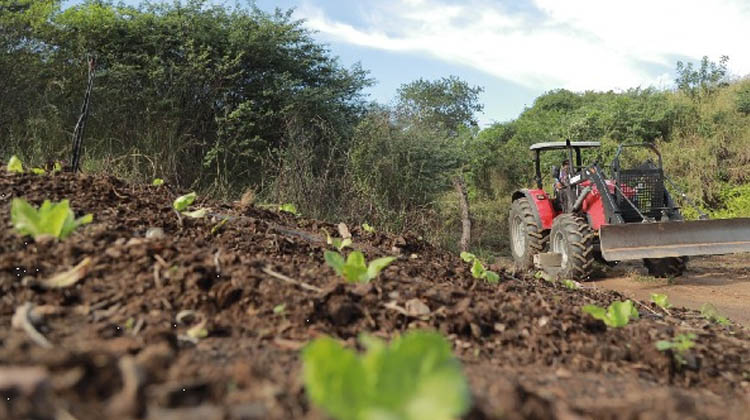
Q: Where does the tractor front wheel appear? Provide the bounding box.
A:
[509,197,548,271]
[550,214,594,281]
[643,257,687,278]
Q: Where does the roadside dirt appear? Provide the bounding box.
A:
[593,254,750,327]
[1,172,749,420]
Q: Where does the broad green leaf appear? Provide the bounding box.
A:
[483,271,500,284]
[366,257,396,281]
[279,203,298,215]
[53,161,62,172]
[582,305,607,321]
[7,155,23,173]
[31,167,46,175]
[303,331,470,420]
[583,301,638,328]
[655,340,673,351]
[607,300,639,327]
[11,198,42,236]
[650,293,672,309]
[459,252,475,263]
[324,251,346,275]
[302,337,369,420]
[273,304,286,314]
[11,198,91,240]
[173,192,197,211]
[152,178,164,186]
[470,258,485,279]
[37,199,69,238]
[346,251,367,269]
[342,252,368,283]
[362,223,375,233]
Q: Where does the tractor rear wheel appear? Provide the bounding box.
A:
[509,197,548,271]
[643,257,687,278]
[550,214,594,281]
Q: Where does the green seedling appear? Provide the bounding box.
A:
[700,303,730,326]
[172,192,207,218]
[7,155,23,173]
[152,178,164,186]
[302,330,471,420]
[460,252,500,284]
[323,228,352,251]
[11,198,93,240]
[211,218,229,234]
[650,293,672,309]
[324,250,395,284]
[534,270,554,282]
[582,300,639,328]
[273,304,286,315]
[656,333,697,366]
[53,162,62,173]
[279,203,298,215]
[31,167,46,175]
[173,192,196,211]
[562,279,579,290]
[362,223,375,233]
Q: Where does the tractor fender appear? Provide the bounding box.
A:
[511,189,557,230]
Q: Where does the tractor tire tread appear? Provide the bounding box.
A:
[509,198,549,271]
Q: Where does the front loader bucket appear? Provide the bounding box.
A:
[600,218,750,261]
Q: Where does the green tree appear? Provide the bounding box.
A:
[396,75,484,132]
[675,55,729,99]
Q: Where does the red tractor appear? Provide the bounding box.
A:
[509,141,750,281]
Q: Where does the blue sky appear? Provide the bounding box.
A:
[63,0,750,125]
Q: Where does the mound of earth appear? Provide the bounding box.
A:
[0,172,748,420]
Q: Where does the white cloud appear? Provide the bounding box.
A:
[294,0,750,92]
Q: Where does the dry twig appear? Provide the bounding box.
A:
[261,266,322,293]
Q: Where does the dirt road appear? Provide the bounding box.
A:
[592,253,750,327]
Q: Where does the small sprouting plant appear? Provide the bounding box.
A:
[173,192,196,211]
[582,300,639,328]
[152,178,164,186]
[31,167,46,175]
[7,155,23,173]
[324,250,395,284]
[650,293,673,309]
[700,303,730,326]
[362,223,375,233]
[279,203,298,215]
[173,192,207,218]
[302,330,471,420]
[534,270,554,282]
[53,161,62,173]
[11,198,93,240]
[656,333,697,366]
[460,252,500,284]
[322,228,352,251]
[562,279,579,290]
[273,304,286,316]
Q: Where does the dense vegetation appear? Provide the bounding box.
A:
[2,0,749,256]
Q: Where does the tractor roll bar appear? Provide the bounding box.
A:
[612,143,663,172]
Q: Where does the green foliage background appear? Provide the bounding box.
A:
[2,0,749,257]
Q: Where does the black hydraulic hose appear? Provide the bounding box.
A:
[663,175,709,219]
[572,186,592,211]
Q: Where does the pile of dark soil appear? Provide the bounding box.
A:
[0,172,748,420]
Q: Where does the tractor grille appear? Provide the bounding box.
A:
[616,169,665,221]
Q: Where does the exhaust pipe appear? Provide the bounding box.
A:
[600,218,750,261]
